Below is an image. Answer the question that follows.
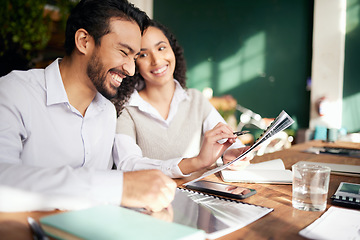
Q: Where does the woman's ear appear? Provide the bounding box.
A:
[74,28,93,55]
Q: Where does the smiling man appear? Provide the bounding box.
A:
[0,0,176,212]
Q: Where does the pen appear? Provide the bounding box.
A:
[233,131,250,136]
[27,217,50,240]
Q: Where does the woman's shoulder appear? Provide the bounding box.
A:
[185,88,213,112]
[186,88,206,99]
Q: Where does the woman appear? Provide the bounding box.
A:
[113,20,252,178]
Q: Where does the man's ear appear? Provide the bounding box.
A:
[74,28,93,55]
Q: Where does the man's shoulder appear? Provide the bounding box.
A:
[0,69,46,106]
[0,68,45,88]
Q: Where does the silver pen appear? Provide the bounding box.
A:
[27,217,50,240]
[233,130,250,136]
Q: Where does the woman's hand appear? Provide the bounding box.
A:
[179,122,237,174]
[222,146,254,170]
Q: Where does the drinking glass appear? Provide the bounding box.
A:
[292,162,331,211]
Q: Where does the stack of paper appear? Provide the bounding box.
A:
[299,206,360,239]
[220,159,292,184]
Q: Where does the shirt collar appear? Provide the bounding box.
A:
[45,58,69,106]
[127,79,189,108]
[45,58,108,113]
[126,79,190,125]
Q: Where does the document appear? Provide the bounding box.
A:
[220,159,292,184]
[299,206,360,240]
[184,110,294,185]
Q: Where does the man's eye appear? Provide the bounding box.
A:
[121,50,128,56]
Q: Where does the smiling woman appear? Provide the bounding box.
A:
[112,20,255,180]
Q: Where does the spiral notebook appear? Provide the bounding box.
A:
[173,188,273,239]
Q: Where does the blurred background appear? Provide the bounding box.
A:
[1,0,359,151]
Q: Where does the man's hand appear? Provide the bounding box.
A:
[121,170,176,212]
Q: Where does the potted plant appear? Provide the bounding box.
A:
[0,0,53,76]
[0,0,78,76]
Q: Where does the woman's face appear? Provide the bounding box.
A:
[136,26,176,87]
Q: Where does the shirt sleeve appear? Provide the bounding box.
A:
[114,109,189,178]
[114,134,188,178]
[0,163,124,211]
[0,75,124,211]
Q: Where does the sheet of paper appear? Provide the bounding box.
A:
[299,206,360,240]
[184,111,294,185]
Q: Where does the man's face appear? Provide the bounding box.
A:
[87,18,141,99]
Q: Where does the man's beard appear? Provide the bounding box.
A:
[87,52,118,100]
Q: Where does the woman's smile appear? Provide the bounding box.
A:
[151,65,168,75]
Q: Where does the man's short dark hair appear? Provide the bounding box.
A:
[64,0,149,55]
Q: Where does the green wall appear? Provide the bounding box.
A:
[343,0,360,133]
[154,0,314,129]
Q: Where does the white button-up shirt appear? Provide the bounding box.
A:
[0,59,123,211]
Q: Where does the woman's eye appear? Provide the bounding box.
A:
[139,53,147,58]
[159,46,165,51]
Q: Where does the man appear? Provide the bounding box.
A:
[0,0,175,212]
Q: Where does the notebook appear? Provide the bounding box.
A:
[220,159,292,184]
[40,204,206,240]
[174,188,273,239]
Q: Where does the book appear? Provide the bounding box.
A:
[330,182,360,209]
[40,204,206,240]
[220,159,292,184]
[174,188,273,239]
[184,110,294,185]
[299,206,360,239]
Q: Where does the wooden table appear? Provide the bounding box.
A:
[1,140,359,240]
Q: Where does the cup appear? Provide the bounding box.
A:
[327,128,338,142]
[292,162,331,211]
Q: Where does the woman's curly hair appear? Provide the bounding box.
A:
[111,19,187,116]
